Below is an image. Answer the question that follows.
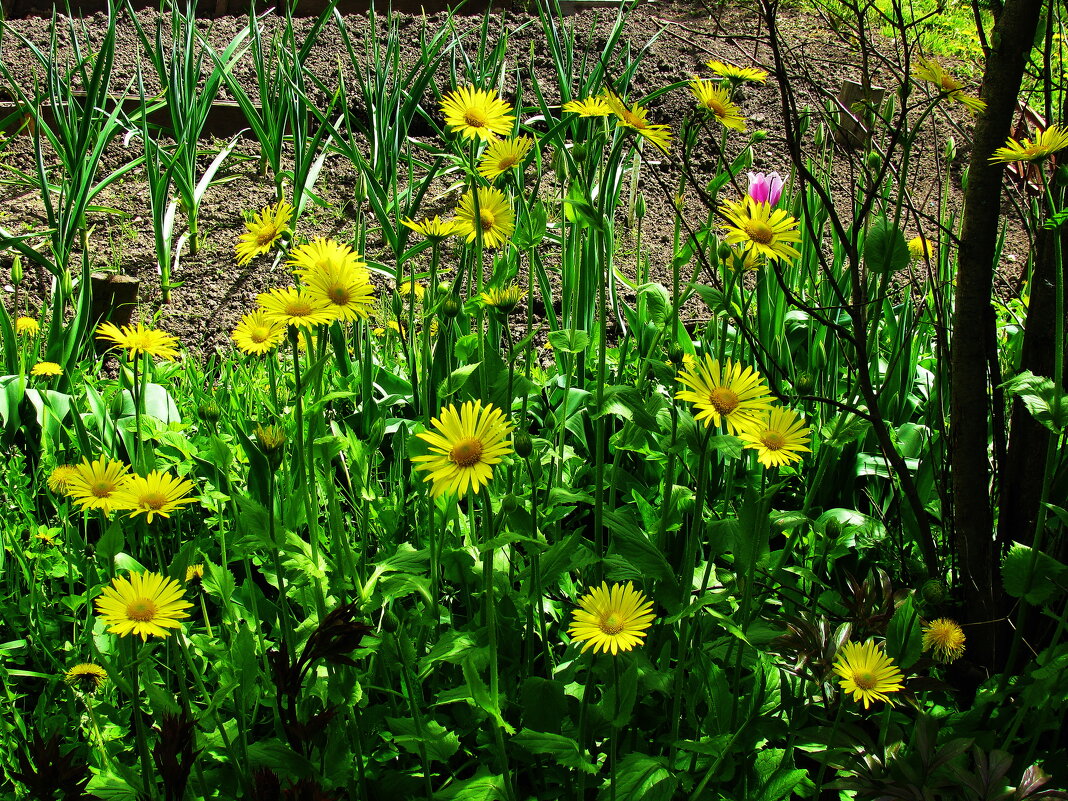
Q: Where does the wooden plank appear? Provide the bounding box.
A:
[0,97,255,140]
[2,0,507,16]
[833,78,885,150]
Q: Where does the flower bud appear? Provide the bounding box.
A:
[751,129,767,143]
[793,372,815,395]
[60,268,74,299]
[667,344,686,366]
[944,136,957,164]
[253,424,287,471]
[11,255,22,287]
[717,242,734,263]
[197,400,222,425]
[634,193,646,220]
[814,123,827,149]
[920,578,948,605]
[866,151,881,171]
[513,431,533,459]
[501,493,520,512]
[441,296,462,319]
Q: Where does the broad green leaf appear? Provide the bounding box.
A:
[520,677,568,734]
[1001,543,1068,604]
[548,329,590,354]
[386,717,460,763]
[886,594,923,669]
[434,768,507,801]
[512,729,597,774]
[1002,371,1068,433]
[607,753,676,801]
[863,216,909,275]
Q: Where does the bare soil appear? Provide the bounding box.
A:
[0,0,1031,356]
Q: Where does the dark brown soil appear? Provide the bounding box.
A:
[0,0,1030,356]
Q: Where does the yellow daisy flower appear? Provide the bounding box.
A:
[96,322,180,361]
[235,199,294,266]
[232,309,287,355]
[706,59,769,83]
[562,97,613,117]
[15,317,39,336]
[480,284,525,313]
[689,79,747,132]
[568,582,656,655]
[257,287,337,329]
[113,470,197,524]
[31,361,62,377]
[455,187,515,250]
[64,457,132,516]
[922,618,966,663]
[401,215,461,240]
[675,355,775,435]
[736,407,812,468]
[63,663,107,693]
[399,280,427,303]
[411,400,513,497]
[94,571,193,641]
[720,196,802,263]
[303,264,376,322]
[602,91,673,153]
[833,640,905,709]
[477,136,535,182]
[47,464,79,494]
[908,236,935,260]
[990,124,1068,164]
[440,85,515,142]
[287,237,365,278]
[913,57,986,114]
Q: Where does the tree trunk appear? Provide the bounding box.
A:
[998,224,1068,560]
[951,0,1044,671]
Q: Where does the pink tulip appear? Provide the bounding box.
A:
[747,171,785,205]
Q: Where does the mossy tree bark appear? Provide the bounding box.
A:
[952,0,1045,670]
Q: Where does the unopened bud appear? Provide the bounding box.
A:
[253,423,287,471]
[866,151,881,171]
[441,296,462,319]
[513,432,533,459]
[793,372,815,395]
[717,242,733,263]
[667,344,686,366]
[634,194,646,220]
[197,400,222,425]
[11,256,22,286]
[751,130,767,143]
[501,493,519,512]
[920,578,948,604]
[944,136,957,163]
[60,268,74,299]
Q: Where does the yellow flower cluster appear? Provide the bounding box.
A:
[55,457,197,523]
[674,356,812,469]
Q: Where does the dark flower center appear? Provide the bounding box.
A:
[745,220,775,245]
[464,109,488,128]
[852,670,877,691]
[450,438,484,468]
[761,431,786,451]
[709,387,740,416]
[126,599,158,622]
